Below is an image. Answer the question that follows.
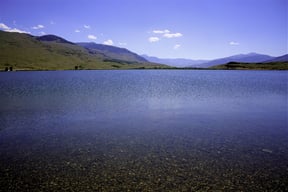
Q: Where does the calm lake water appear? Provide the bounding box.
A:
[0,70,287,191]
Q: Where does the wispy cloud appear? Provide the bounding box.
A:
[229,41,240,46]
[103,39,114,46]
[0,23,30,34]
[39,31,46,35]
[148,37,160,42]
[50,21,55,25]
[88,34,97,40]
[32,24,44,30]
[174,44,181,49]
[84,25,91,29]
[75,29,80,33]
[163,32,183,38]
[153,29,170,34]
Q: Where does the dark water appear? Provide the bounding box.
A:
[0,70,287,191]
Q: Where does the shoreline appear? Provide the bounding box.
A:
[1,67,287,72]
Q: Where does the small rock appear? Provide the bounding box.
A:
[262,148,273,153]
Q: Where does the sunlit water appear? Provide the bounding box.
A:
[0,70,287,191]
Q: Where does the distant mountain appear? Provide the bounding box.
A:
[264,54,288,62]
[143,53,277,68]
[0,31,164,70]
[199,53,275,67]
[78,42,147,63]
[142,55,208,67]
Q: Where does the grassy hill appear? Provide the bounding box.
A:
[0,31,165,70]
[210,61,288,70]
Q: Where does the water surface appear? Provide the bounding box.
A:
[0,70,287,191]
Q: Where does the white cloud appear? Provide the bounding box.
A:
[174,44,181,49]
[163,32,183,38]
[88,34,97,40]
[0,23,30,33]
[75,29,80,33]
[229,41,240,46]
[103,39,114,45]
[148,37,160,42]
[32,24,44,30]
[153,29,170,34]
[0,23,10,30]
[84,25,90,29]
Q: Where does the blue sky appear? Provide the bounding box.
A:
[1,0,287,59]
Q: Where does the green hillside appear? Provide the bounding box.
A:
[0,31,165,70]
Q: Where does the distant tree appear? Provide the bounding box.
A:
[75,66,79,70]
[9,66,13,71]
[5,67,8,71]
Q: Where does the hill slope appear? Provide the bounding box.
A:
[264,54,288,62]
[0,31,163,70]
[77,42,147,63]
[36,35,75,44]
[0,31,106,70]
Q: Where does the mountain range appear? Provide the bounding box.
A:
[143,53,287,68]
[0,30,287,70]
[198,53,274,67]
[142,55,208,67]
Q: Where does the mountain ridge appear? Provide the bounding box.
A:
[264,54,288,63]
[143,53,282,67]
[199,53,275,67]
[142,55,208,67]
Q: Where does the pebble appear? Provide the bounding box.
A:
[262,149,273,153]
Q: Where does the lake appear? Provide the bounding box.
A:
[0,70,287,191]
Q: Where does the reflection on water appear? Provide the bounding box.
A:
[0,70,287,191]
